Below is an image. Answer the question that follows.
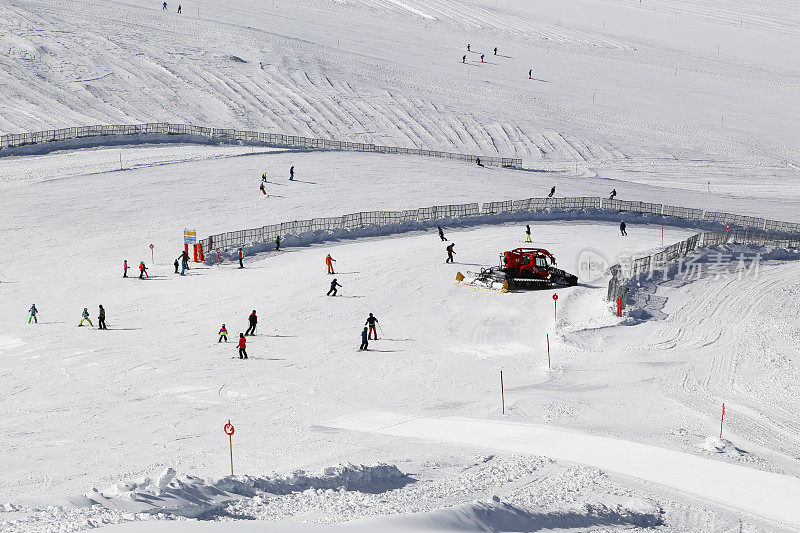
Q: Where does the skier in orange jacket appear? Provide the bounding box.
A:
[325,254,336,274]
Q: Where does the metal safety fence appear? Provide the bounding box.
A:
[607,228,800,309]
[0,122,522,168]
[200,195,800,267]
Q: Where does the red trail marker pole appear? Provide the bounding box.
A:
[500,370,505,415]
[224,421,235,475]
[150,243,154,264]
[617,297,622,317]
[552,293,558,321]
[720,404,725,439]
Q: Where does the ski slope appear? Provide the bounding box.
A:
[325,412,800,528]
[4,0,800,529]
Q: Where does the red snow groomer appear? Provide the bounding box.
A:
[456,248,578,292]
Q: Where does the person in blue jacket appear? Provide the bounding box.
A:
[359,327,369,351]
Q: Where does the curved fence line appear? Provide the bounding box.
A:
[0,122,521,168]
[201,196,800,256]
[607,228,800,309]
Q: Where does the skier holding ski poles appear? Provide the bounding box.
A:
[327,278,342,296]
[365,313,379,340]
[245,310,257,336]
[28,304,38,323]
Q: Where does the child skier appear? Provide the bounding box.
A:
[139,261,149,279]
[326,254,336,274]
[237,333,248,359]
[275,236,281,251]
[359,327,369,351]
[262,172,267,182]
[289,166,294,180]
[28,304,38,323]
[174,258,179,274]
[260,182,267,195]
[79,308,93,327]
[446,243,456,263]
[365,313,379,340]
[525,225,532,243]
[327,278,341,296]
[218,324,228,342]
[123,260,129,278]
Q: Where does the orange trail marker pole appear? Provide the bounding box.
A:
[720,404,725,439]
[546,334,550,368]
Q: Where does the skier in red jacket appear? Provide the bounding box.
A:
[237,333,247,359]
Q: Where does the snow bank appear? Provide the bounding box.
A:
[221,208,729,264]
[623,244,800,321]
[75,499,663,532]
[87,464,410,518]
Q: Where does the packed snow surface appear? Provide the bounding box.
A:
[4,0,800,530]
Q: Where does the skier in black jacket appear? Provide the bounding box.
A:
[327,279,341,296]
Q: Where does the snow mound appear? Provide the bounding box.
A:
[369,499,663,531]
[91,464,410,518]
[701,436,743,455]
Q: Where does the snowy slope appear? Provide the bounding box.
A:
[2,0,800,184]
[4,0,800,530]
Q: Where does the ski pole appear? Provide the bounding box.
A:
[378,323,385,337]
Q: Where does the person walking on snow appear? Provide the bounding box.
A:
[174,258,179,274]
[139,261,149,279]
[548,186,555,198]
[79,308,93,327]
[238,248,244,269]
[359,327,369,351]
[327,278,341,296]
[275,236,281,251]
[326,254,336,274]
[289,166,294,181]
[365,313,379,340]
[525,224,532,243]
[245,310,257,336]
[237,333,248,359]
[609,189,617,200]
[98,305,107,330]
[123,260,129,278]
[446,243,456,263]
[28,304,38,323]
[620,220,627,236]
[260,182,267,196]
[177,4,181,13]
[438,226,448,241]
[218,324,228,343]
[179,250,189,275]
